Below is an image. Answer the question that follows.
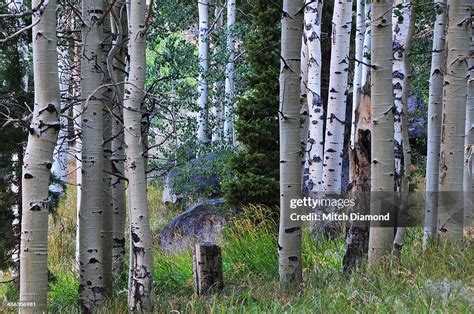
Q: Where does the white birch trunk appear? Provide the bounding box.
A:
[322,0,353,192]
[198,0,210,143]
[437,0,471,246]
[304,0,324,194]
[19,0,60,311]
[78,0,105,309]
[278,0,303,291]
[124,0,154,310]
[224,0,236,144]
[368,0,395,265]
[423,0,447,249]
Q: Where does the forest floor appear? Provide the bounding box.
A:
[1,183,473,313]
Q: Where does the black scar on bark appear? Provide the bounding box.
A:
[278,244,283,251]
[131,232,140,243]
[288,256,298,261]
[30,204,41,211]
[24,173,34,179]
[89,257,100,264]
[87,281,92,285]
[87,249,98,253]
[285,227,300,233]
[45,162,52,169]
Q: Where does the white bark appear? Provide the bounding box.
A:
[423,0,447,249]
[368,0,395,265]
[304,0,324,194]
[278,0,303,291]
[198,0,210,142]
[19,0,60,311]
[101,12,114,293]
[212,2,224,143]
[110,0,128,277]
[300,5,309,192]
[322,0,353,192]
[124,0,154,310]
[224,0,236,144]
[437,0,471,246]
[392,0,415,258]
[351,0,366,150]
[78,0,105,309]
[464,27,473,228]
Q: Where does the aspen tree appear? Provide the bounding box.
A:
[344,0,371,272]
[19,0,60,311]
[198,0,210,142]
[224,0,236,143]
[368,0,395,265]
[438,0,471,246]
[110,0,128,277]
[391,0,415,258]
[124,0,154,310]
[78,0,105,309]
[278,0,304,291]
[303,0,325,194]
[322,0,353,193]
[423,0,447,249]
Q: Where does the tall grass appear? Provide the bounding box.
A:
[1,186,472,313]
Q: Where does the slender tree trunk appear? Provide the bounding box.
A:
[438,0,471,246]
[101,12,114,294]
[304,0,324,194]
[463,25,473,230]
[224,0,236,144]
[300,13,309,193]
[368,0,395,266]
[212,1,224,143]
[278,0,303,291]
[343,0,371,272]
[350,0,366,151]
[110,0,128,278]
[198,0,210,143]
[19,0,60,311]
[392,0,415,259]
[423,0,447,249]
[322,0,353,193]
[78,0,105,310]
[124,0,154,310]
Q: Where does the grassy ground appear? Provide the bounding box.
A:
[1,184,473,313]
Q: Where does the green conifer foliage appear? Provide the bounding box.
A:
[222,0,281,207]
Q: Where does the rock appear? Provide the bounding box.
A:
[160,199,232,252]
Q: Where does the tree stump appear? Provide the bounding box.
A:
[192,243,224,295]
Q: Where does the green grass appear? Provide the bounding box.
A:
[1,187,473,313]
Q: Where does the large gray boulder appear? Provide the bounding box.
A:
[160,199,233,252]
